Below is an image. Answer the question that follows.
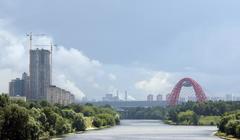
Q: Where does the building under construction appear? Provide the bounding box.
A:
[29,48,51,100]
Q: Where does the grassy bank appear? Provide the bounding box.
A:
[198,116,220,126]
[164,116,220,126]
[215,131,239,140]
[50,117,115,140]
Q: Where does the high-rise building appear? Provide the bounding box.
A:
[147,94,154,101]
[226,94,233,101]
[22,72,30,99]
[9,78,24,96]
[9,72,30,97]
[30,48,51,100]
[156,94,163,101]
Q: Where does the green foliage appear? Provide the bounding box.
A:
[177,110,199,125]
[96,113,116,126]
[93,117,103,128]
[27,116,42,140]
[55,116,72,135]
[198,116,220,126]
[11,99,29,108]
[72,113,87,131]
[0,94,9,108]
[0,104,40,140]
[236,125,240,138]
[82,106,96,117]
[0,94,119,139]
[218,111,240,138]
[165,101,240,127]
[121,107,166,120]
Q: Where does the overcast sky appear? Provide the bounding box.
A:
[0,0,240,100]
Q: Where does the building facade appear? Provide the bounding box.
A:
[30,49,51,100]
[9,72,30,97]
[147,94,154,101]
[22,72,30,99]
[226,94,233,101]
[156,94,163,101]
[47,85,75,105]
[10,96,27,102]
[9,78,24,96]
[102,94,119,102]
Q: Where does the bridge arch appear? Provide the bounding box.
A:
[167,77,207,106]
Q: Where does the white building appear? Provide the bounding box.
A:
[102,94,119,102]
[226,94,233,101]
[147,94,154,101]
[47,85,75,105]
[10,96,27,102]
[156,94,163,101]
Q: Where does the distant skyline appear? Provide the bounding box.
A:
[1,0,240,100]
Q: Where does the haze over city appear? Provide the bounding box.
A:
[1,0,240,101]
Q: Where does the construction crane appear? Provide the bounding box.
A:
[26,33,47,88]
[26,32,46,50]
[26,32,56,84]
[33,43,57,85]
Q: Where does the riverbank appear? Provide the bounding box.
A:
[50,125,113,140]
[164,115,220,126]
[215,132,239,140]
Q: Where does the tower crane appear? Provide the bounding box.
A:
[26,32,46,50]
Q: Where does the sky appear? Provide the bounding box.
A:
[0,0,240,100]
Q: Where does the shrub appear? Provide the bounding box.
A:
[93,117,103,128]
[72,113,87,131]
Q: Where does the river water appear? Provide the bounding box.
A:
[63,120,220,140]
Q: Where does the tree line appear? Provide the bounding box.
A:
[0,94,120,140]
[121,101,240,125]
[166,101,240,125]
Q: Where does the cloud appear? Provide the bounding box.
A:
[108,73,117,81]
[52,46,106,99]
[0,21,108,100]
[0,30,27,72]
[54,74,85,100]
[135,71,173,94]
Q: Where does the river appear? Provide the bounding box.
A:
[62,120,220,140]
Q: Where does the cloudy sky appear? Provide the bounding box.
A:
[0,0,240,100]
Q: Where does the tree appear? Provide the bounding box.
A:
[42,107,58,135]
[55,115,72,135]
[96,113,115,126]
[82,106,95,117]
[235,125,240,138]
[218,114,235,132]
[93,117,103,128]
[26,116,42,140]
[168,108,178,123]
[177,110,198,125]
[225,120,240,136]
[72,113,86,131]
[0,104,40,140]
[0,94,9,108]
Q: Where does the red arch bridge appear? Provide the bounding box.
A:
[167,77,207,106]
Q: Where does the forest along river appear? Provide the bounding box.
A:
[62,120,220,140]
